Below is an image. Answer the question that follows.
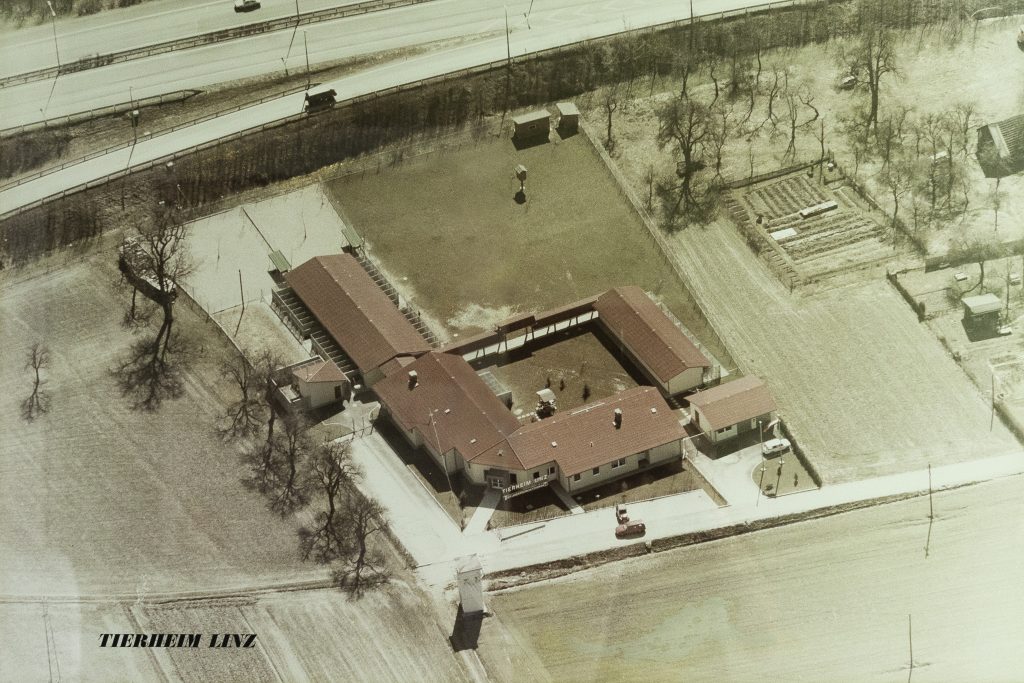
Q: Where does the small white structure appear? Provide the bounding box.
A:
[277,358,349,412]
[457,555,485,615]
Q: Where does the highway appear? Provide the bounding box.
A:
[0,0,373,78]
[0,0,781,217]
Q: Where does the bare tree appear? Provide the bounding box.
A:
[220,351,266,440]
[22,342,50,421]
[598,83,620,152]
[267,414,312,515]
[656,90,715,226]
[299,440,362,563]
[782,85,820,162]
[880,154,914,246]
[332,491,390,595]
[838,27,899,133]
[133,205,194,365]
[951,236,1004,293]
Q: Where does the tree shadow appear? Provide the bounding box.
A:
[110,334,188,412]
[513,189,527,204]
[332,560,390,600]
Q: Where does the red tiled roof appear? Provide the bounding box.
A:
[286,255,430,374]
[373,352,521,462]
[595,286,709,383]
[473,387,686,476]
[293,359,347,384]
[687,375,776,432]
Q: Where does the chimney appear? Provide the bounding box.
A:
[408,370,418,389]
[613,408,623,429]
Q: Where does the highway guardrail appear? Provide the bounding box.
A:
[0,0,438,89]
[0,0,812,221]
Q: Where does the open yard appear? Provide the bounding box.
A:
[325,131,731,367]
[661,215,1016,483]
[0,243,326,597]
[486,475,1024,682]
[0,583,471,682]
[478,324,642,419]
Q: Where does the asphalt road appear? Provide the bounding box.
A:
[0,0,780,215]
[0,0,371,77]
[490,474,1024,682]
[0,0,726,129]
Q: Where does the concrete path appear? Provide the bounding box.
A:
[347,431,464,567]
[690,447,765,506]
[464,488,500,535]
[550,482,585,515]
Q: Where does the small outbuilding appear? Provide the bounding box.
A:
[962,293,1002,334]
[688,375,777,444]
[977,113,1024,177]
[555,102,580,135]
[512,110,550,144]
[277,357,350,412]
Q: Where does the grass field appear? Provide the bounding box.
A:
[0,243,325,597]
[487,476,1024,682]
[0,583,471,682]
[664,217,1016,483]
[325,132,731,367]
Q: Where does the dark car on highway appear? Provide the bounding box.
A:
[234,0,261,12]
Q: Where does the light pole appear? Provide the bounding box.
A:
[303,30,311,91]
[121,103,140,210]
[46,1,61,70]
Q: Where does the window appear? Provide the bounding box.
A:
[592,467,600,475]
[717,426,732,434]
[334,385,343,400]
[611,458,626,469]
[548,466,556,475]
[532,471,540,479]
[573,473,581,482]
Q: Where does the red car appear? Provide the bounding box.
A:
[615,519,646,539]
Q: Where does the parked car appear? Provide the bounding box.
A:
[839,75,857,90]
[762,437,791,456]
[234,0,261,12]
[615,519,646,539]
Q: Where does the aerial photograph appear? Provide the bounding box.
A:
[1,0,1022,680]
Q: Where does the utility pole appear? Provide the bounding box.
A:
[907,614,914,681]
[303,30,311,91]
[46,1,60,70]
[503,5,512,113]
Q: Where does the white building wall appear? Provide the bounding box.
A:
[667,366,706,395]
[298,380,343,409]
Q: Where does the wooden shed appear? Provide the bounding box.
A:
[556,102,580,134]
[512,110,550,143]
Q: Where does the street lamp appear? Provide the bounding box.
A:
[46,1,60,70]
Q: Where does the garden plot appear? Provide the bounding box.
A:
[737,172,891,282]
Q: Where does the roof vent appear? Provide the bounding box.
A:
[407,370,418,388]
[470,438,477,445]
[651,407,657,413]
[613,408,623,429]
[444,408,451,414]
[551,441,557,448]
